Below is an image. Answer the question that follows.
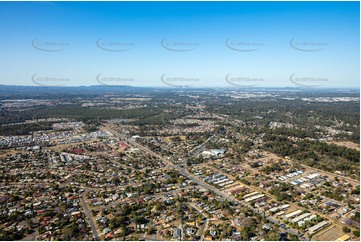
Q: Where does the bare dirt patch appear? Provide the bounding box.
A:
[313,224,345,241]
[328,141,360,151]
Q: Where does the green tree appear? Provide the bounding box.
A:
[147,226,153,235]
[264,230,281,241]
[342,226,351,233]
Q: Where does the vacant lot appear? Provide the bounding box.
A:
[313,224,345,241]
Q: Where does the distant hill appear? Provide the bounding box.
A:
[0,84,359,100]
[0,84,143,99]
[0,84,134,93]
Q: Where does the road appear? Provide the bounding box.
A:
[80,190,100,241]
[188,202,209,240]
[103,124,299,237]
[94,188,185,212]
[200,160,346,230]
[138,235,165,241]
[299,163,359,184]
[21,231,36,241]
[187,135,216,157]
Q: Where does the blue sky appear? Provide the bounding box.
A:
[0,1,359,88]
